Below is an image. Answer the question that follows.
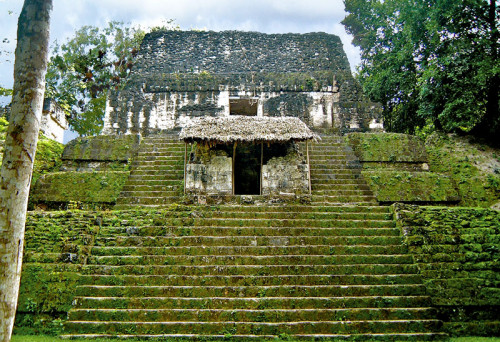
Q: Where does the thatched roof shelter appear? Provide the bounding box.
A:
[180,116,320,144]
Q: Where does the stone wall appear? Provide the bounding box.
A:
[103,30,383,136]
[186,156,232,195]
[346,133,460,203]
[41,98,68,143]
[2,98,68,143]
[393,204,500,336]
[185,143,309,197]
[262,155,309,196]
[30,135,138,208]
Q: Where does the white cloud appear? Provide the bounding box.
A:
[0,0,360,95]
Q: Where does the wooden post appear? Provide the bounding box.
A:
[260,142,263,195]
[306,140,311,195]
[232,142,237,195]
[183,142,187,194]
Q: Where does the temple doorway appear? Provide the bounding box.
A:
[234,144,261,195]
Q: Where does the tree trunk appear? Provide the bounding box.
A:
[0,1,52,341]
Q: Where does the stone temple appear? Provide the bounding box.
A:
[98,30,383,199]
[104,30,382,135]
[26,30,497,340]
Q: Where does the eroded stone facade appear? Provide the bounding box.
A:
[104,31,383,135]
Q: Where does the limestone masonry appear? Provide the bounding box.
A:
[103,30,383,135]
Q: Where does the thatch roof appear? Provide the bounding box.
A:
[180,116,320,144]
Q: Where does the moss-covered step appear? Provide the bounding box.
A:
[75,284,427,298]
[138,217,396,228]
[63,319,442,335]
[62,134,141,161]
[114,134,185,209]
[85,254,414,266]
[78,273,423,287]
[152,210,391,220]
[363,170,460,203]
[67,307,436,323]
[73,295,432,311]
[93,235,404,248]
[394,204,500,337]
[89,245,405,256]
[213,205,391,213]
[81,263,420,277]
[346,133,428,163]
[30,171,129,204]
[97,227,401,239]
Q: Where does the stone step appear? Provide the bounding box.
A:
[121,180,186,187]
[104,210,390,220]
[97,227,400,238]
[311,195,377,203]
[118,190,180,197]
[212,205,390,213]
[85,245,406,257]
[311,179,371,186]
[121,184,181,191]
[86,254,414,267]
[94,235,403,247]
[82,263,419,276]
[115,197,181,206]
[312,183,371,191]
[145,217,393,228]
[131,159,184,167]
[75,284,427,298]
[136,148,185,154]
[310,173,364,180]
[68,307,436,322]
[130,166,184,173]
[78,274,422,287]
[126,174,184,181]
[64,319,441,335]
[73,295,431,310]
[311,189,374,196]
[61,332,447,341]
[310,167,363,173]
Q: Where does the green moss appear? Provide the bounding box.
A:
[346,133,428,162]
[62,134,140,161]
[394,204,500,336]
[30,171,129,203]
[363,170,459,203]
[31,135,64,187]
[424,133,500,207]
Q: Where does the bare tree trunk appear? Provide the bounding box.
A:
[0,1,52,341]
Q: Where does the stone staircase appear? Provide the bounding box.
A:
[306,135,377,205]
[62,205,445,340]
[114,134,185,209]
[60,133,445,339]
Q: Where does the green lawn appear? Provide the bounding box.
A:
[11,336,500,342]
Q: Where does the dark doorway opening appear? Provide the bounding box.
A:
[234,144,261,195]
[230,98,258,116]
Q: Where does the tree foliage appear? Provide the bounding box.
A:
[45,21,145,136]
[342,0,499,140]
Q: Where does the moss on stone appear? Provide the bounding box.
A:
[424,132,500,207]
[62,134,140,161]
[31,135,65,187]
[346,133,428,162]
[363,170,460,203]
[31,171,129,203]
[393,204,500,336]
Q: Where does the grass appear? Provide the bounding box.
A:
[11,336,500,342]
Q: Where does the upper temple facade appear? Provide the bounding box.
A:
[103,30,383,135]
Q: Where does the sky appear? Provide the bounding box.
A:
[0,0,360,141]
[0,0,360,89]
